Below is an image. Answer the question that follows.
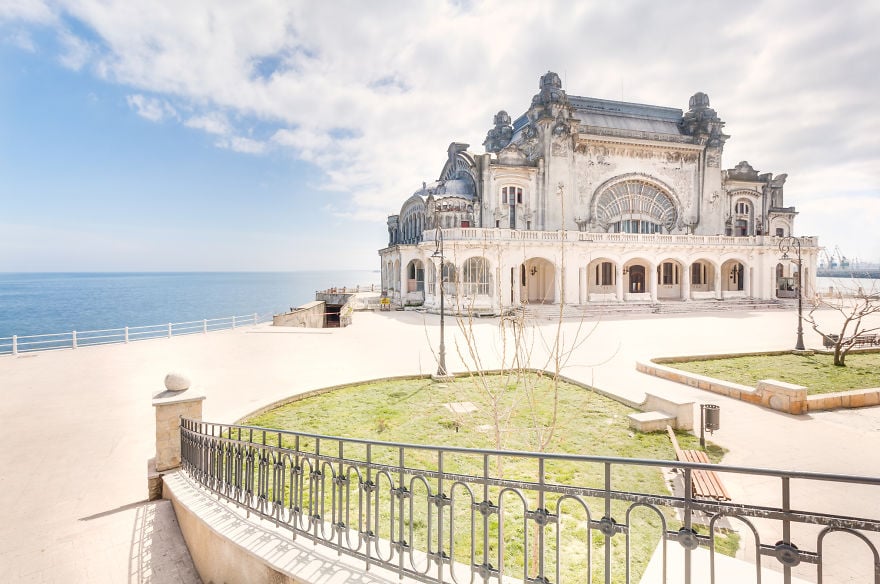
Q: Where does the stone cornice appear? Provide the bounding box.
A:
[576,132,703,152]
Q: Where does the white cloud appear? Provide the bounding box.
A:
[8,0,880,255]
[0,0,56,24]
[185,112,231,135]
[216,135,265,154]
[126,94,176,122]
[4,28,36,51]
[57,29,93,70]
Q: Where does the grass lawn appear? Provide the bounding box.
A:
[243,374,734,583]
[667,352,880,394]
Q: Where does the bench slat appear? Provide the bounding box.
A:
[666,425,731,501]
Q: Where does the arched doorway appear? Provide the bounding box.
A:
[722,260,745,293]
[657,259,683,300]
[521,258,555,303]
[628,265,646,294]
[587,258,618,301]
[689,259,717,299]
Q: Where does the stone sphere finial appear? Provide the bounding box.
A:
[689,92,710,110]
[540,71,562,90]
[164,372,191,392]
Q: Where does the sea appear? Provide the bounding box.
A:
[816,276,880,295]
[1,272,875,341]
[0,271,380,340]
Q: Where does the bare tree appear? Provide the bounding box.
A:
[804,283,880,366]
[445,184,597,456]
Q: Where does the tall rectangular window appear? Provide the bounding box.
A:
[662,262,679,285]
[599,262,614,285]
[692,263,705,285]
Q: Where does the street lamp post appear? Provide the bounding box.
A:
[432,225,448,379]
[779,236,805,351]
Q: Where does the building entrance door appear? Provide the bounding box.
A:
[629,265,646,293]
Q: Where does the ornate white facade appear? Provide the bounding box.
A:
[380,72,818,313]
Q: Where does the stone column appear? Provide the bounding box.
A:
[681,263,691,301]
[650,265,658,303]
[150,373,205,499]
[578,267,587,304]
[744,265,752,298]
[616,264,624,301]
[715,268,723,300]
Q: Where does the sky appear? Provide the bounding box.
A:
[1,0,878,271]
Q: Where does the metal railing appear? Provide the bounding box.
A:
[0,313,270,356]
[180,419,880,584]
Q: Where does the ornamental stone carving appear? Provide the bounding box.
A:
[727,160,759,181]
[551,138,570,157]
[769,174,788,207]
[483,110,514,153]
[531,71,566,108]
[680,92,729,148]
[517,124,542,162]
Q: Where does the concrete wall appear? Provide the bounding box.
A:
[163,471,438,584]
[164,474,297,584]
[273,301,325,328]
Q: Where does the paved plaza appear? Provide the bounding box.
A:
[0,308,878,582]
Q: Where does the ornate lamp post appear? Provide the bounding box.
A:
[431,224,449,379]
[779,236,805,351]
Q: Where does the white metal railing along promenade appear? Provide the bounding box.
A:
[0,312,271,356]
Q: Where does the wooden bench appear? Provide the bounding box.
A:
[823,333,879,348]
[854,334,879,348]
[666,426,731,501]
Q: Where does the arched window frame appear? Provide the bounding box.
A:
[441,261,457,295]
[593,178,678,233]
[461,257,492,296]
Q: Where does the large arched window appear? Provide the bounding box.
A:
[594,180,677,233]
[733,197,754,236]
[406,260,424,292]
[441,261,457,295]
[426,262,436,295]
[461,257,492,296]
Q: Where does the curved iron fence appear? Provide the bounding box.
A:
[180,419,880,584]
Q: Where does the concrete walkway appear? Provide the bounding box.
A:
[0,309,878,582]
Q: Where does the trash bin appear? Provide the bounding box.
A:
[702,404,720,432]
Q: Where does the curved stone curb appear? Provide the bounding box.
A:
[639,356,880,414]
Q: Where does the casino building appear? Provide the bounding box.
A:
[379,72,818,314]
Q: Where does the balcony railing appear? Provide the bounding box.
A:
[421,229,819,248]
[180,419,879,584]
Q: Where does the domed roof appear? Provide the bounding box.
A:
[438,177,475,198]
